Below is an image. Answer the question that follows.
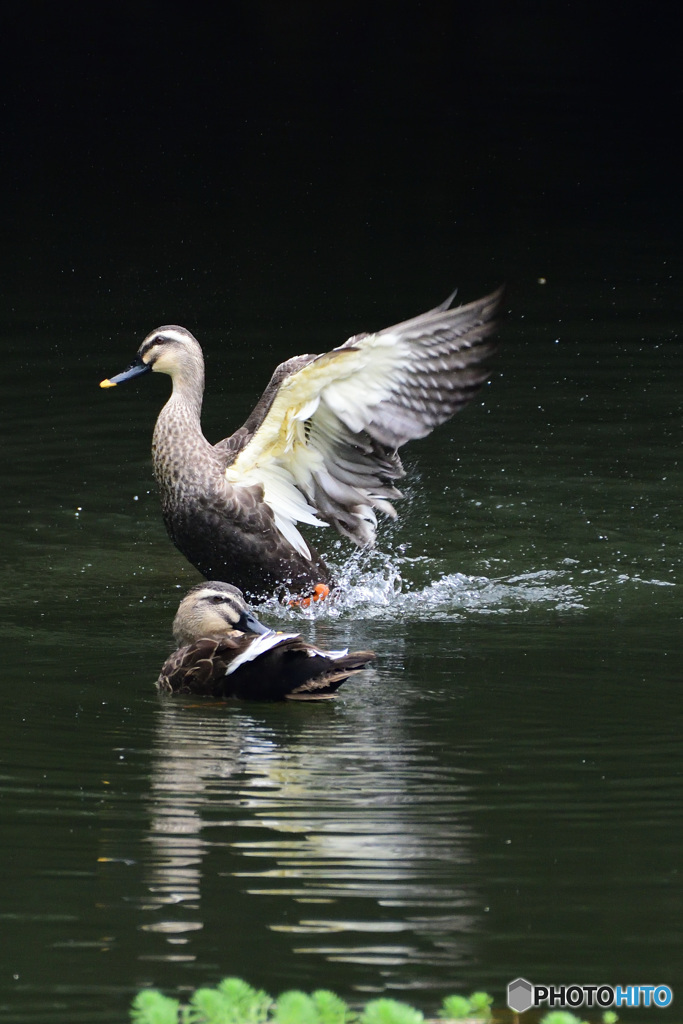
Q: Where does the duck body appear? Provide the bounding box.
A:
[157,632,375,700]
[102,290,501,600]
[152,385,331,597]
[156,582,375,700]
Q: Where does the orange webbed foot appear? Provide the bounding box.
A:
[288,583,331,609]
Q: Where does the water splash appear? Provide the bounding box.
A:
[258,549,674,623]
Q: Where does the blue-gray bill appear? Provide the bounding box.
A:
[100,355,151,388]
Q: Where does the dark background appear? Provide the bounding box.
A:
[1,8,682,1021]
[2,3,680,340]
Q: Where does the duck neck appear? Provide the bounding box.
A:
[152,365,218,496]
[171,358,205,424]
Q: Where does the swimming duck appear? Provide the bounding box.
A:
[157,581,375,700]
[101,288,501,601]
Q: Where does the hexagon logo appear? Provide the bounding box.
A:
[508,978,534,1013]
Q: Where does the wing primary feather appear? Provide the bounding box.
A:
[224,288,501,549]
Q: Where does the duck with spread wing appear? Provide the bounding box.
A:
[101,288,501,601]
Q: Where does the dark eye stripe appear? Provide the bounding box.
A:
[139,339,161,359]
[201,590,241,610]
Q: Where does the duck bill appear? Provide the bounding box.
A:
[237,609,272,635]
[100,355,151,388]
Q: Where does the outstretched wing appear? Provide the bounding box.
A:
[225,288,502,556]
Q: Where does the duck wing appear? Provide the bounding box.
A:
[223,288,501,555]
[157,631,375,700]
[156,635,245,695]
[223,631,376,700]
[215,354,319,463]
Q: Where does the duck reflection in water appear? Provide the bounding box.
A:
[131,676,477,976]
[157,581,375,700]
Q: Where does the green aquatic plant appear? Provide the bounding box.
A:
[539,1009,618,1024]
[129,979,496,1024]
[311,990,354,1024]
[358,998,424,1024]
[270,989,353,1024]
[186,978,272,1023]
[466,993,493,1018]
[271,990,324,1024]
[130,989,184,1024]
[439,997,470,1020]
[129,979,623,1024]
[439,992,493,1020]
[539,1013,586,1024]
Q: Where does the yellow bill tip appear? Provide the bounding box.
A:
[99,378,117,388]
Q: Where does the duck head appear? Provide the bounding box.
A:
[100,326,204,390]
[171,581,271,647]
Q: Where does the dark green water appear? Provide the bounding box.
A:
[0,266,680,1022]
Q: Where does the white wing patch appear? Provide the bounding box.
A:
[225,631,301,675]
[230,461,325,559]
[225,291,499,551]
[306,646,348,659]
[226,347,394,549]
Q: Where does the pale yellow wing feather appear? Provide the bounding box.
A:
[225,290,500,552]
[229,348,364,471]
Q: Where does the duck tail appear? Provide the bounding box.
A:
[336,650,376,672]
[285,649,376,700]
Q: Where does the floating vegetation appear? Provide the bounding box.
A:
[540,1014,618,1024]
[129,976,494,1024]
[129,977,623,1024]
